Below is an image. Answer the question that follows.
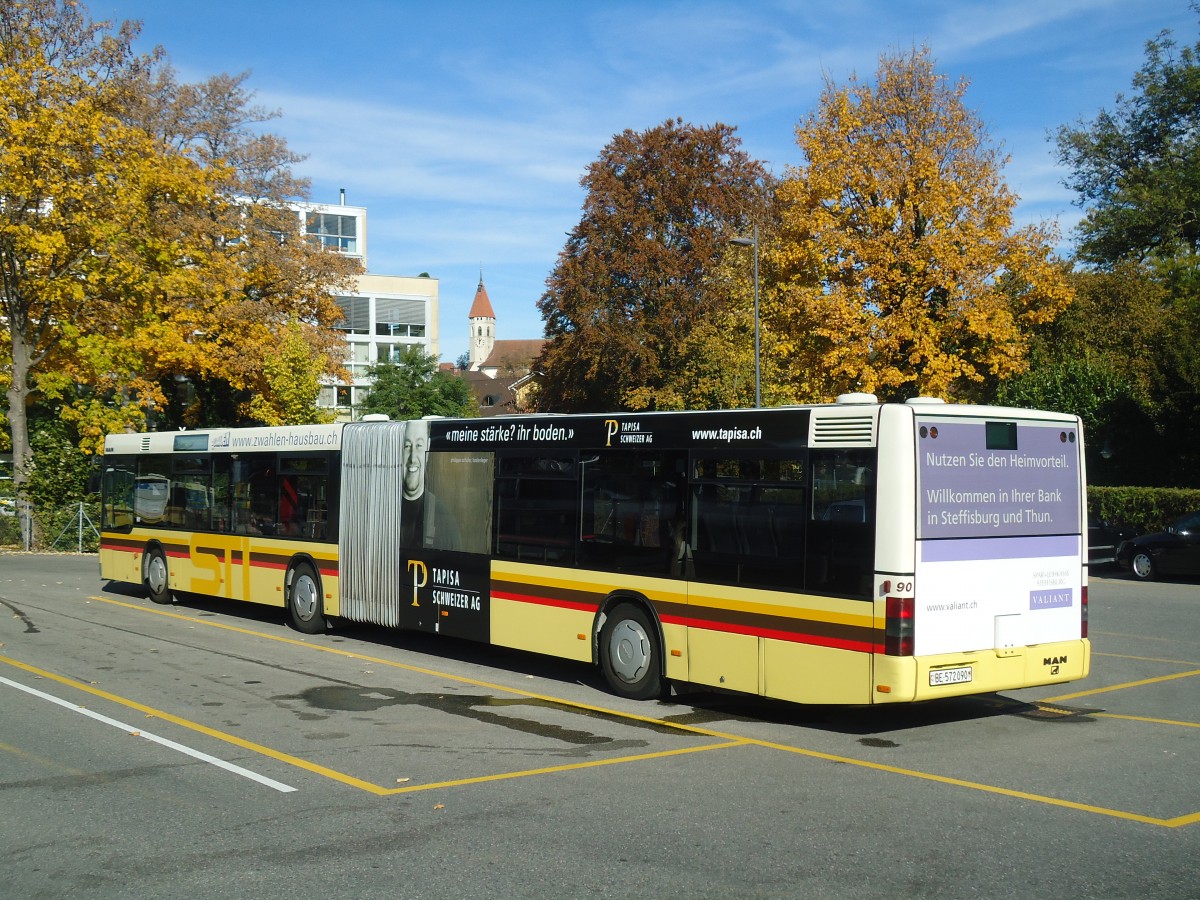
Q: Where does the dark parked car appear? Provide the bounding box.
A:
[1088,515,1130,568]
[1116,511,1200,581]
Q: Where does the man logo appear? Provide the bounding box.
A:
[1043,655,1067,675]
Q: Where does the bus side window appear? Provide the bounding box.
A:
[495,456,576,563]
[580,452,685,575]
[690,456,806,589]
[102,463,136,532]
[278,456,329,539]
[807,450,875,599]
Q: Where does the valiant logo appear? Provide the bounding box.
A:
[1030,588,1073,610]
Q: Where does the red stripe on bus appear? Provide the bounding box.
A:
[660,613,880,655]
[492,589,598,613]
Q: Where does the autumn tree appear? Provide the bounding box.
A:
[74,65,359,435]
[534,118,769,412]
[771,47,1072,403]
[0,0,204,540]
[359,346,476,420]
[2,1,358,545]
[244,319,337,426]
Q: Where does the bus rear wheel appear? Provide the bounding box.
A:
[143,547,173,605]
[288,562,326,634]
[600,604,666,701]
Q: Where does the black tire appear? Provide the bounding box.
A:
[1129,549,1157,582]
[287,561,326,634]
[599,603,666,701]
[143,546,173,605]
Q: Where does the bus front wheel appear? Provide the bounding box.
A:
[600,604,666,701]
[143,547,173,605]
[287,562,326,634]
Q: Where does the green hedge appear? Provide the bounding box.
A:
[1089,486,1200,533]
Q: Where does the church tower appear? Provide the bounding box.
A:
[467,275,496,371]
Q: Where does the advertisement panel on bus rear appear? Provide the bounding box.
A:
[914,417,1083,656]
[916,419,1080,539]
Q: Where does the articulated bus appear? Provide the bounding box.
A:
[98,395,1090,705]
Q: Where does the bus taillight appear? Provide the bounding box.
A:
[1081,585,1088,638]
[885,596,914,656]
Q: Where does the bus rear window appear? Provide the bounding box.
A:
[985,421,1018,450]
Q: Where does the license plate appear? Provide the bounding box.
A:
[929,666,973,686]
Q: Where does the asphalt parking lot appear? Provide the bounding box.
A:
[1,555,1197,898]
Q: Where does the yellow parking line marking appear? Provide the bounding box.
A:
[381,741,749,795]
[70,594,1200,827]
[0,656,388,795]
[1093,712,1200,729]
[84,595,737,737]
[0,739,91,776]
[1041,668,1200,702]
[1,652,746,795]
[740,738,1173,827]
[1095,652,1200,667]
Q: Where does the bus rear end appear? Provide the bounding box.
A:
[873,402,1089,702]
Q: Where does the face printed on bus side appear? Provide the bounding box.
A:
[402,420,429,501]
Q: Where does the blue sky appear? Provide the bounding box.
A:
[97,1,1195,364]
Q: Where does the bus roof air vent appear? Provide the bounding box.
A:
[361,413,390,422]
[810,413,877,446]
[140,436,152,452]
[905,397,946,405]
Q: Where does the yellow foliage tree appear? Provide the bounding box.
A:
[771,47,1072,402]
[245,319,336,426]
[2,2,355,546]
[0,0,210,512]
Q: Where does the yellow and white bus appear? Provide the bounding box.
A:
[99,395,1090,705]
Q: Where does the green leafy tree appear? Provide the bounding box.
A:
[773,47,1071,403]
[1055,12,1200,485]
[360,347,475,420]
[1055,14,1200,269]
[535,118,770,412]
[995,358,1151,486]
[23,415,96,549]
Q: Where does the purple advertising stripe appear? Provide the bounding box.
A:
[916,420,1080,540]
[920,535,1080,563]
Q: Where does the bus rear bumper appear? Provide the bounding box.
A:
[871,639,1091,703]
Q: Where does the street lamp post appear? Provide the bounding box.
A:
[730,224,760,407]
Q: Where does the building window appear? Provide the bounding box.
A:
[306,212,358,254]
[336,296,370,334]
[376,297,425,337]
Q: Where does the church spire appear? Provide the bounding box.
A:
[468,275,496,370]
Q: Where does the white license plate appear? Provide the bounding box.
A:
[929,666,973,686]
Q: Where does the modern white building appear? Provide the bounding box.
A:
[298,196,439,418]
